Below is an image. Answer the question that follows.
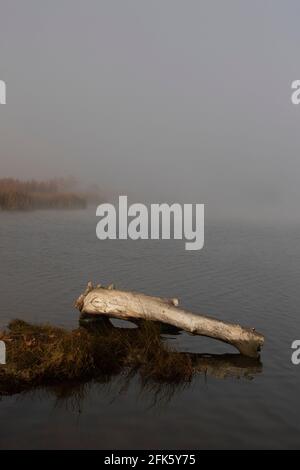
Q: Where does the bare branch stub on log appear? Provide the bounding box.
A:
[75,282,265,358]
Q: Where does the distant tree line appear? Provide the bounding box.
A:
[0,178,87,210]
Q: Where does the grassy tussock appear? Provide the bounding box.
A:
[0,319,193,395]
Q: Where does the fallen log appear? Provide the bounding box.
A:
[75,282,264,358]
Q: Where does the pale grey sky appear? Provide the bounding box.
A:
[0,0,300,221]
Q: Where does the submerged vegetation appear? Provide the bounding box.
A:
[0,318,262,399]
[0,178,87,210]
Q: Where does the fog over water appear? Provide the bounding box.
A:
[0,1,299,222]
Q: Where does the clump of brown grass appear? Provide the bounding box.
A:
[0,319,193,396]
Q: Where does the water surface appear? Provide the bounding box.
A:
[0,208,299,449]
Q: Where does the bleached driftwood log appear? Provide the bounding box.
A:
[75,282,264,358]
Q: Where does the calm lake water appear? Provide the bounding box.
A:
[0,207,299,449]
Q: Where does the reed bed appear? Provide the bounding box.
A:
[0,178,86,210]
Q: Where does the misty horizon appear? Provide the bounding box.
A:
[0,1,300,222]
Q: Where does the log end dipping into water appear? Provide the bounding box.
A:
[75,282,265,358]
